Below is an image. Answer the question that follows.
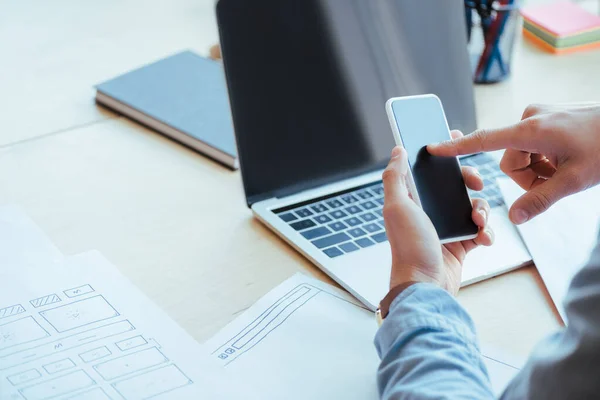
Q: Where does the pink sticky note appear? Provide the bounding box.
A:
[521,1,600,37]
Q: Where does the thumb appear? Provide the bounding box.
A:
[509,169,579,224]
[382,146,410,204]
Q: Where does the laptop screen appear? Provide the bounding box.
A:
[216,0,476,206]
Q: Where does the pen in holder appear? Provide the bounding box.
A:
[465,0,521,83]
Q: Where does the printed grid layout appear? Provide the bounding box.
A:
[2,283,195,400]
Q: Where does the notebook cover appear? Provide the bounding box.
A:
[521,1,600,37]
[96,51,237,158]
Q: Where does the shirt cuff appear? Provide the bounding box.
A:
[375,283,479,357]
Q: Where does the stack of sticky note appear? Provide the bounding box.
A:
[521,1,600,54]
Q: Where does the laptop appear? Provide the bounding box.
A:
[216,0,531,310]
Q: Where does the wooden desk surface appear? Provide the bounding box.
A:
[2,0,598,363]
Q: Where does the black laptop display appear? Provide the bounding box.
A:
[216,0,477,206]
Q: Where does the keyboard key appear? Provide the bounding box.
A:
[279,212,297,222]
[360,212,377,222]
[488,197,504,208]
[344,217,362,227]
[356,237,375,248]
[326,199,344,208]
[371,185,384,196]
[329,221,348,232]
[375,198,384,205]
[311,203,329,213]
[312,232,352,249]
[357,191,373,199]
[330,210,348,219]
[363,223,382,233]
[341,194,359,204]
[348,227,367,238]
[371,232,388,243]
[345,205,362,214]
[301,226,332,240]
[339,242,359,253]
[361,201,377,210]
[296,208,313,218]
[290,219,316,231]
[323,247,344,258]
[315,214,332,224]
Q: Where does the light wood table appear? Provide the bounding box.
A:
[2,0,599,365]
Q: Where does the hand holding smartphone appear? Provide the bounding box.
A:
[385,94,478,243]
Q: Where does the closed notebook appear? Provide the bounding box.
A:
[95,51,238,169]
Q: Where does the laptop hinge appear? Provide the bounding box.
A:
[245,163,386,208]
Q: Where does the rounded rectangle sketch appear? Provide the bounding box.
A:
[115,336,147,352]
[112,364,193,400]
[79,346,112,363]
[39,295,119,333]
[19,370,95,400]
[0,316,50,351]
[7,369,41,386]
[0,304,26,320]
[43,358,76,374]
[63,285,95,299]
[30,294,61,308]
[212,285,317,363]
[94,347,168,381]
[1,320,134,371]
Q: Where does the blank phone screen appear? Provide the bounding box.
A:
[390,96,478,240]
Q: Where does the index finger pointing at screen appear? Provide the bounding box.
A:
[427,121,540,156]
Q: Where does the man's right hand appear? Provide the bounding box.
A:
[428,103,600,224]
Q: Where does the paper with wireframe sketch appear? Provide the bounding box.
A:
[205,272,521,398]
[0,250,256,399]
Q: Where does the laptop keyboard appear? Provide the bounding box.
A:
[275,182,388,258]
[275,153,505,259]
[460,153,505,208]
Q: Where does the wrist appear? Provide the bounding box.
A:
[390,267,440,290]
[390,265,459,296]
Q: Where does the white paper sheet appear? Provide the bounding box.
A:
[0,205,63,270]
[205,273,520,398]
[0,250,255,400]
[498,178,600,322]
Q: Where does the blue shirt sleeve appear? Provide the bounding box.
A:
[374,283,495,399]
[375,239,600,400]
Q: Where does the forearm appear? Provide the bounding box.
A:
[375,284,494,400]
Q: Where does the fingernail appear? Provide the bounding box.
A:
[513,209,529,224]
[478,209,487,222]
[391,147,402,158]
[485,228,495,243]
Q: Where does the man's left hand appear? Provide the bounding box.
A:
[382,143,494,296]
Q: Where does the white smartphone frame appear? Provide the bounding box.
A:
[385,94,478,244]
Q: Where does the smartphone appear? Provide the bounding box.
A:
[385,94,478,243]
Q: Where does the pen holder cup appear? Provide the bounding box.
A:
[465,1,522,84]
